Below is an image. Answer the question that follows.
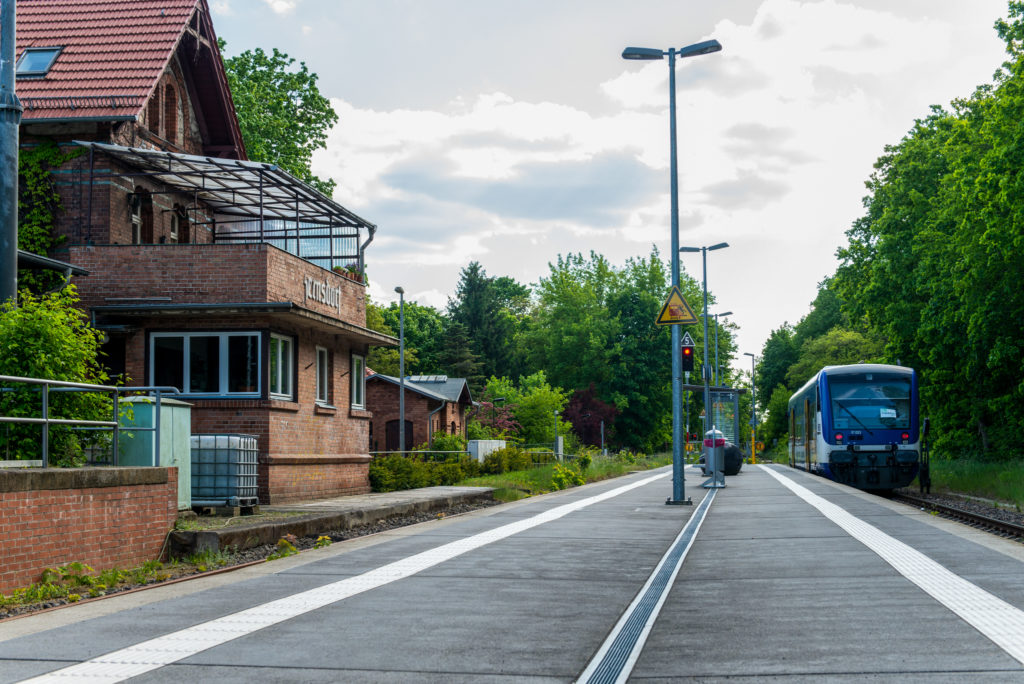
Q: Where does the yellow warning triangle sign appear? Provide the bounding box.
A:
[655,286,699,326]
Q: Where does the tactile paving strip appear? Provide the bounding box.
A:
[20,471,671,683]
[761,465,1024,666]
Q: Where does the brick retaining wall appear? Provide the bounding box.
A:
[0,467,178,595]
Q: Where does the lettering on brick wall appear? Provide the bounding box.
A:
[303,276,342,314]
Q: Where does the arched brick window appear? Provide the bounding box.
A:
[147,91,160,135]
[163,83,178,144]
[132,187,153,244]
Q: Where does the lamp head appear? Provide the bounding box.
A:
[622,47,665,60]
[394,286,404,295]
[679,246,701,253]
[708,242,729,251]
[677,39,722,59]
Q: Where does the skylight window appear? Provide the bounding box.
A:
[16,47,62,78]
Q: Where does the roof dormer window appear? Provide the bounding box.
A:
[16,47,62,78]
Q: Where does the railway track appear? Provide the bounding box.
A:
[892,492,1024,542]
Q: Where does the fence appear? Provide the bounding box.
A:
[369,450,470,463]
[0,375,179,468]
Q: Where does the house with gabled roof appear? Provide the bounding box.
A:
[366,374,473,452]
[13,0,396,503]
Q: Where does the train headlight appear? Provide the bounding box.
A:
[901,432,909,443]
[835,433,843,442]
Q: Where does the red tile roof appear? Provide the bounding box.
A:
[13,0,245,158]
[15,0,200,121]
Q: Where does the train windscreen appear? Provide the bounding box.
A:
[827,372,911,430]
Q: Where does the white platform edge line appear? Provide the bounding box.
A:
[19,471,671,683]
[760,464,1024,666]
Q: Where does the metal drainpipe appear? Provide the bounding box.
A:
[358,225,375,275]
[0,0,23,305]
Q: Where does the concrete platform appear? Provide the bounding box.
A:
[3,465,1024,682]
[170,485,495,554]
[629,463,1024,681]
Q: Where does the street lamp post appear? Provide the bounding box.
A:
[622,38,722,506]
[744,352,757,463]
[395,286,405,453]
[491,397,505,435]
[553,409,560,460]
[701,310,733,386]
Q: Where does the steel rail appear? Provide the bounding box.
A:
[893,492,1024,541]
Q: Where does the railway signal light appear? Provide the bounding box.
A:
[681,344,695,372]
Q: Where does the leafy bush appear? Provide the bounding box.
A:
[0,287,117,465]
[551,463,585,490]
[419,431,466,453]
[369,453,481,492]
[482,446,531,475]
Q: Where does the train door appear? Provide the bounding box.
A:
[804,398,812,470]
[789,409,796,467]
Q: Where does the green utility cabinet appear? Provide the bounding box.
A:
[119,397,192,510]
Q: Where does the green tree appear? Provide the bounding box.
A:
[760,385,792,448]
[0,288,115,465]
[220,41,338,196]
[756,324,797,411]
[785,328,884,389]
[378,301,447,374]
[447,262,529,380]
[438,321,484,390]
[510,371,569,444]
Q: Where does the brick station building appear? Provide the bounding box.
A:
[366,375,473,452]
[14,0,396,502]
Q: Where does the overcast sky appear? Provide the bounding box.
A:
[214,0,1011,371]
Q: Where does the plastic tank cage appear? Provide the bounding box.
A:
[190,434,258,507]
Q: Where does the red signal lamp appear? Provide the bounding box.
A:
[681,345,695,372]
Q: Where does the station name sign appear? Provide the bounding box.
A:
[303,275,342,314]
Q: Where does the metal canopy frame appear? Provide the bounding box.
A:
[74,141,376,270]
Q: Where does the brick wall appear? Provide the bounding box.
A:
[64,243,270,310]
[63,243,363,323]
[367,379,462,451]
[0,467,178,595]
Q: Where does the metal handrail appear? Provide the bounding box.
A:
[0,376,181,468]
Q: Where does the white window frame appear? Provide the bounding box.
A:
[269,333,294,400]
[131,199,142,244]
[315,346,331,405]
[150,331,260,397]
[350,353,365,409]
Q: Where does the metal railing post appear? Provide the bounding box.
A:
[41,384,49,468]
[153,389,162,466]
[111,389,119,466]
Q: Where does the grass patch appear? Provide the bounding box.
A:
[925,459,1024,508]
[174,510,307,532]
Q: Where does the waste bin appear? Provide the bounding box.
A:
[703,428,725,477]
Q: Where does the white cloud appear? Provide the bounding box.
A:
[309,0,1008,355]
[210,0,231,15]
[262,0,298,15]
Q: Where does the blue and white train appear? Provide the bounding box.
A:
[788,364,920,491]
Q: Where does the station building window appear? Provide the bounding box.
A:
[269,333,294,400]
[316,346,330,405]
[350,353,365,409]
[151,332,259,396]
